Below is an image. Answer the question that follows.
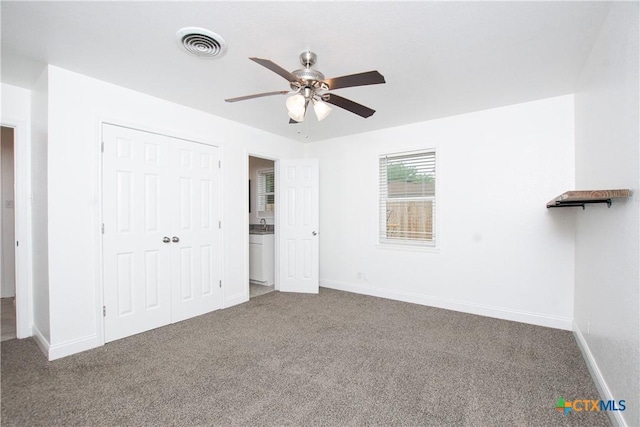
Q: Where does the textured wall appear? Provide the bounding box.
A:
[43,66,303,359]
[574,3,639,426]
[307,95,576,329]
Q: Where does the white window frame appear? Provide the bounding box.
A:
[379,149,436,248]
[257,168,275,217]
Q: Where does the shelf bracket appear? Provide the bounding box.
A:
[547,199,613,210]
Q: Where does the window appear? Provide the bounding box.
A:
[257,169,275,214]
[379,150,436,246]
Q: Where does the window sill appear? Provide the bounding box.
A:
[375,243,440,253]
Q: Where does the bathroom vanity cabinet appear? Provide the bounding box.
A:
[249,233,274,285]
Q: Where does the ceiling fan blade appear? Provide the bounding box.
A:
[323,71,385,91]
[225,90,289,103]
[322,93,376,118]
[250,57,300,83]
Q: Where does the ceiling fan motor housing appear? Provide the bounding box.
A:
[291,68,326,89]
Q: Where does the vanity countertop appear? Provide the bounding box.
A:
[249,224,274,234]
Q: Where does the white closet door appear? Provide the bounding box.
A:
[103,124,222,342]
[102,124,172,342]
[170,139,222,322]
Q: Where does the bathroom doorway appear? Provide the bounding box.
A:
[248,155,276,299]
[1,126,16,341]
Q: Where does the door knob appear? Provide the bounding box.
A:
[172,236,180,243]
[162,237,170,243]
[312,231,318,236]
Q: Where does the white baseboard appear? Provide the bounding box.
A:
[573,322,628,427]
[320,279,573,330]
[32,324,50,358]
[48,334,101,361]
[17,323,33,340]
[224,293,248,309]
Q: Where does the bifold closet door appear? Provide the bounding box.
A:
[102,125,173,342]
[102,124,222,343]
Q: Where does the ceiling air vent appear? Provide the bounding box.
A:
[176,27,227,58]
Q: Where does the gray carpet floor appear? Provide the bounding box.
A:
[1,288,609,426]
[250,283,275,298]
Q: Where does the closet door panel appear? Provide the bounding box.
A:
[170,139,222,323]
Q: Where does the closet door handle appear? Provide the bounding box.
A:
[162,237,171,243]
[172,236,180,243]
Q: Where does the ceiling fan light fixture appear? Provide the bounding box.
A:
[286,94,306,122]
[286,94,305,111]
[313,99,332,121]
[288,110,305,123]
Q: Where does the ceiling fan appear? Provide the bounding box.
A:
[225,51,385,123]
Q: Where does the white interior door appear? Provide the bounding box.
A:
[102,124,173,342]
[277,159,319,293]
[103,124,222,342]
[170,139,222,322]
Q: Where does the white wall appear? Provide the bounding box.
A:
[307,95,576,329]
[573,3,639,426]
[43,66,302,359]
[249,156,275,225]
[1,126,16,297]
[31,71,51,345]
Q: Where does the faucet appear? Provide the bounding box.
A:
[260,218,267,231]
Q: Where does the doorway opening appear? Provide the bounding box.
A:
[1,126,16,341]
[248,155,276,299]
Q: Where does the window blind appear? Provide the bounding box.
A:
[257,169,275,212]
[379,150,436,245]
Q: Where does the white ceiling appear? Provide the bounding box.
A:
[1,1,611,142]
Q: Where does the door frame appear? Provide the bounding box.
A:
[246,151,280,298]
[0,118,33,339]
[97,119,224,345]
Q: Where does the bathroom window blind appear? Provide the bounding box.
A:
[257,169,275,213]
[379,150,436,246]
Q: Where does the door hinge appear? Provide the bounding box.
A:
[16,241,18,247]
[219,280,222,288]
[103,306,106,317]
[218,220,221,229]
[218,160,221,169]
[101,141,104,153]
[101,223,105,234]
